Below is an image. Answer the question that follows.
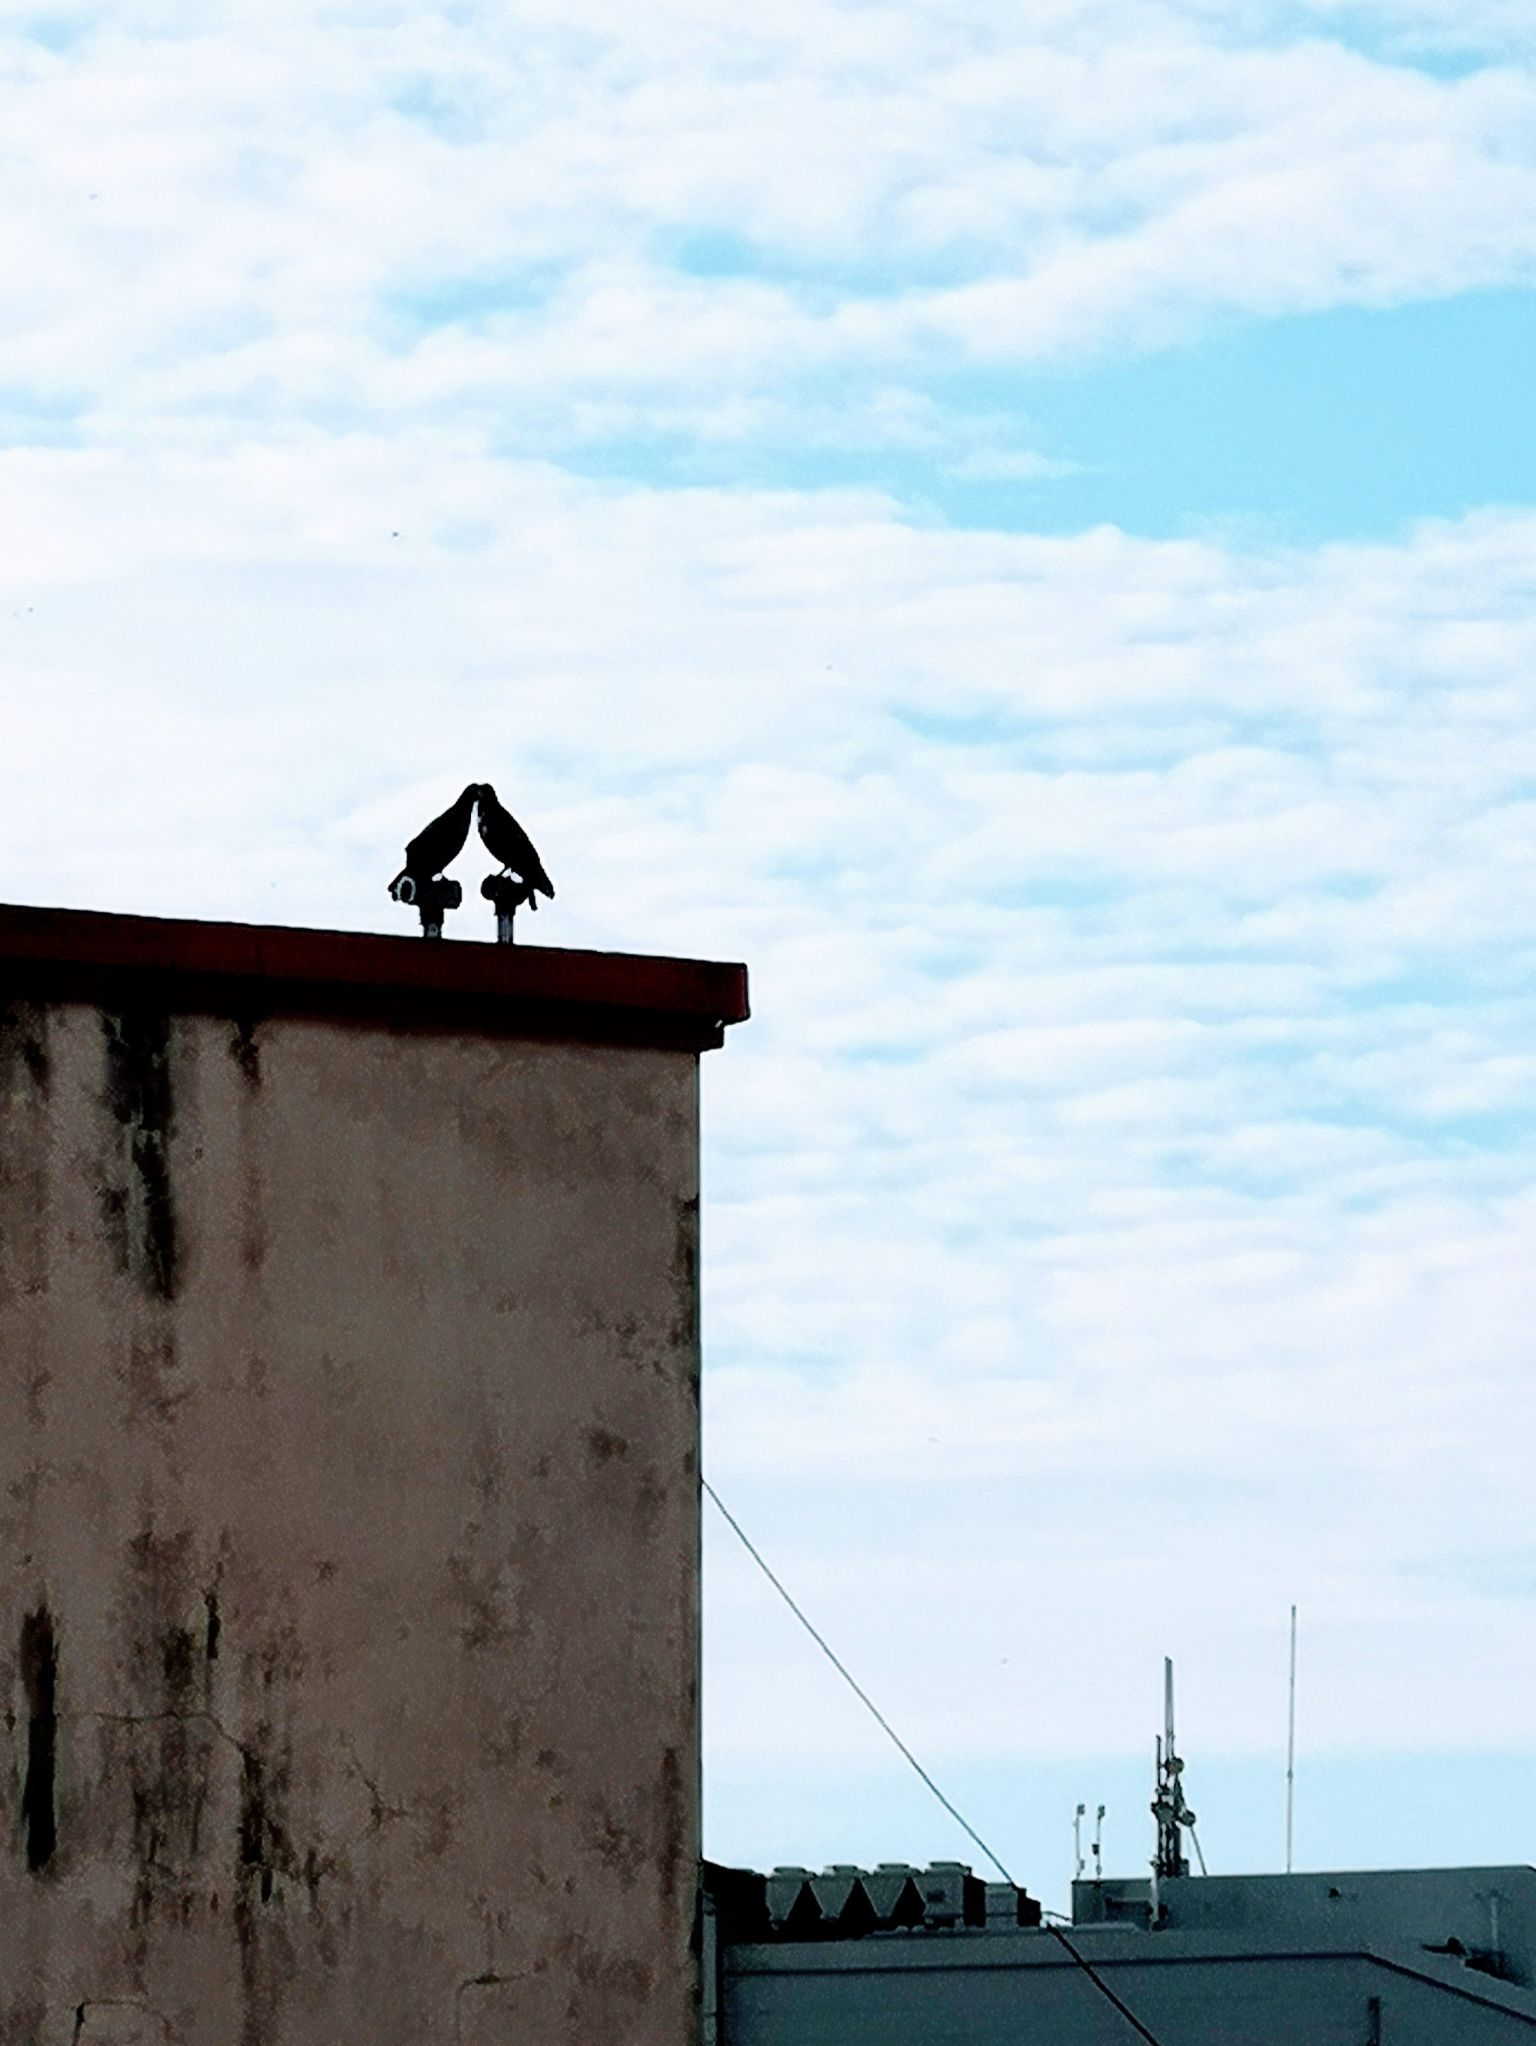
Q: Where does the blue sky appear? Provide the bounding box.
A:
[4,0,1536,1912]
[547,289,1536,542]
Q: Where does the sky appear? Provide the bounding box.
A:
[4,0,1536,1910]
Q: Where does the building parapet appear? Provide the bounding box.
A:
[0,901,749,1052]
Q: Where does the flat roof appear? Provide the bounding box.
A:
[0,902,748,1053]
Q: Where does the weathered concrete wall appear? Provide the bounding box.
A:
[0,994,701,2046]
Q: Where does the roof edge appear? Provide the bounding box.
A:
[0,903,749,1054]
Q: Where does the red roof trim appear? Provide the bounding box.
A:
[0,903,749,1053]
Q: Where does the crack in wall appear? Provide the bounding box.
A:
[452,1970,533,2046]
[66,1708,422,1892]
[70,1998,174,2045]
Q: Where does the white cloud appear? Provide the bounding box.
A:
[4,429,1535,1823]
[6,0,1536,1882]
[3,1,1535,449]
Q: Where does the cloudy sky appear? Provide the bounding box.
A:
[5,0,1536,1904]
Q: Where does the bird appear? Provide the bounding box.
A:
[476,784,555,905]
[391,783,479,897]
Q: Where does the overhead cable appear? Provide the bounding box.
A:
[702,1477,1168,2046]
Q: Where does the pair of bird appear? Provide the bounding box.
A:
[394,783,554,904]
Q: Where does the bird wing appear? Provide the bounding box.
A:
[479,799,555,896]
[404,786,477,878]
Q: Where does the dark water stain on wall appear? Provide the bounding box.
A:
[635,1469,667,1537]
[19,1606,58,1872]
[227,1019,263,1090]
[0,1001,52,1309]
[0,1998,47,2046]
[0,1000,49,1097]
[552,1933,657,2034]
[237,1745,289,1906]
[445,1550,517,1655]
[118,1526,223,1923]
[227,1020,268,1281]
[671,1196,699,1367]
[586,1797,645,1891]
[656,1745,686,1907]
[122,1332,189,1431]
[100,1012,179,1302]
[234,1730,299,2046]
[586,1427,629,1466]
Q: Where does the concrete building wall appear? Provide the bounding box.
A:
[0,915,744,2046]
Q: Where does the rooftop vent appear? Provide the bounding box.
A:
[707,1861,1041,1943]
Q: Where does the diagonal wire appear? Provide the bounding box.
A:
[1041,1923,1167,2045]
[702,1477,1015,1882]
[703,1477,1168,2046]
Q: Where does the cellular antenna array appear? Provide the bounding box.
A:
[1152,1657,1205,1882]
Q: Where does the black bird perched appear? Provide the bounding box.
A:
[476,784,555,905]
[391,783,478,897]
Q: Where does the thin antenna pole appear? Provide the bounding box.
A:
[1285,1604,1298,1875]
[1165,1656,1175,1760]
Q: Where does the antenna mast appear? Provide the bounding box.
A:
[1285,1604,1298,1874]
[1152,1657,1200,1880]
